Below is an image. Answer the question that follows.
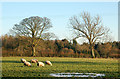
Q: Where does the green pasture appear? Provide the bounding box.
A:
[1,57,119,78]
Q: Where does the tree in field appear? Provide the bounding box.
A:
[11,16,53,56]
[69,12,110,58]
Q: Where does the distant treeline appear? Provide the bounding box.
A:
[1,34,120,58]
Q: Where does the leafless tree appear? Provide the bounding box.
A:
[41,32,58,40]
[11,16,53,56]
[69,12,110,58]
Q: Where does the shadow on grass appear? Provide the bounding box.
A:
[2,60,21,63]
[52,61,116,65]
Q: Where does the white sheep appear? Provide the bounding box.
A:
[24,61,31,67]
[37,62,44,67]
[31,59,38,63]
[45,61,52,66]
[21,58,26,63]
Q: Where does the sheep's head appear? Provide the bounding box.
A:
[21,58,26,63]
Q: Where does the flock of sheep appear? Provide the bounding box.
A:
[21,58,52,67]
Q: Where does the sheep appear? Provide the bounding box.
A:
[37,62,44,67]
[21,58,26,63]
[24,61,31,67]
[45,61,52,66]
[31,59,38,63]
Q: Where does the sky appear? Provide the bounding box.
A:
[0,2,118,43]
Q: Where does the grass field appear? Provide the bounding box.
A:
[1,57,119,78]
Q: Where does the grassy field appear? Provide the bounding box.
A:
[1,57,119,78]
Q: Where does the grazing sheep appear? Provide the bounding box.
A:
[45,61,52,66]
[24,62,31,67]
[21,58,26,63]
[31,59,38,63]
[37,62,44,67]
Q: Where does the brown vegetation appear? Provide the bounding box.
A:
[1,34,120,58]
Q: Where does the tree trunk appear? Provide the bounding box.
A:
[32,46,36,57]
[91,46,95,58]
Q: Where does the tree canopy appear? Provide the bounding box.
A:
[11,16,53,56]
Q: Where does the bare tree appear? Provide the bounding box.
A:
[69,12,110,58]
[11,16,53,56]
[41,32,58,40]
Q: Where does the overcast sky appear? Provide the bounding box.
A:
[1,2,118,43]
